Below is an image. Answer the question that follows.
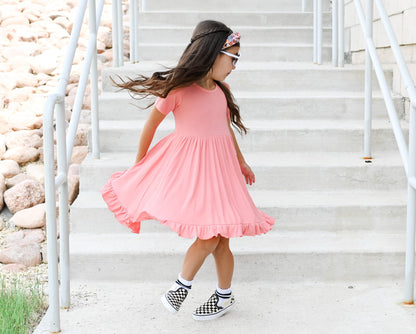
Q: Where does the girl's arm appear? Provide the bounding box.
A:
[135,106,166,163]
[228,121,255,185]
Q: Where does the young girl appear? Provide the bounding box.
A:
[101,20,274,321]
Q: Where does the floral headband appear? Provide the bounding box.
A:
[222,32,240,49]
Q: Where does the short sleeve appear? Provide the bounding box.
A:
[155,90,178,115]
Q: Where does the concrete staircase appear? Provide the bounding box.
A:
[70,1,409,283]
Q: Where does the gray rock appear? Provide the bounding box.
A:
[25,163,45,185]
[4,179,45,214]
[1,263,27,273]
[0,160,20,178]
[3,147,39,164]
[9,203,46,229]
[5,129,43,149]
[68,164,80,205]
[0,134,5,159]
[0,242,41,267]
[5,173,34,188]
[0,174,4,211]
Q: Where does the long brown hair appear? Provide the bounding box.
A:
[113,20,248,134]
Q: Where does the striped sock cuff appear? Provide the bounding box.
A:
[216,290,232,299]
[176,279,192,290]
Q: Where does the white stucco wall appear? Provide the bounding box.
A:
[344,0,416,100]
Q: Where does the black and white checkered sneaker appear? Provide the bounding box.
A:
[192,292,235,321]
[161,282,189,314]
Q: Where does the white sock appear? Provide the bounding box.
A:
[216,285,232,304]
[173,273,193,291]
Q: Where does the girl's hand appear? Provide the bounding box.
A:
[240,162,255,185]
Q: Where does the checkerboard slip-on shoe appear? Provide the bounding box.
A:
[192,292,235,321]
[161,285,188,314]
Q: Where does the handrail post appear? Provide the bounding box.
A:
[44,96,61,333]
[56,100,70,309]
[112,0,124,67]
[317,0,323,64]
[90,0,100,159]
[338,0,344,67]
[302,0,307,12]
[332,0,338,66]
[117,0,124,65]
[364,0,374,159]
[405,102,416,304]
[313,0,317,63]
[130,0,139,63]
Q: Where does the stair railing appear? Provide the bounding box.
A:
[314,0,416,304]
[112,0,140,67]
[43,0,104,331]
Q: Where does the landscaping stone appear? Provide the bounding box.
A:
[71,145,88,164]
[9,203,46,229]
[3,179,45,214]
[0,174,4,211]
[5,173,34,188]
[68,164,80,205]
[5,129,43,149]
[0,242,41,267]
[0,160,20,178]
[1,263,27,272]
[3,147,39,164]
[25,163,45,185]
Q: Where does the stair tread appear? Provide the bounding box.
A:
[99,118,404,130]
[105,61,388,71]
[83,150,405,167]
[70,230,406,254]
[99,89,395,99]
[73,188,406,209]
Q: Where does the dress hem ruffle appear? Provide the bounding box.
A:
[101,178,275,240]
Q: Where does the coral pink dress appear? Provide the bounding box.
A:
[101,83,274,239]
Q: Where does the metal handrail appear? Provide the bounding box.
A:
[314,0,416,304]
[43,0,103,331]
[112,0,140,67]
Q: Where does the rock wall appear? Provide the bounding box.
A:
[0,0,129,271]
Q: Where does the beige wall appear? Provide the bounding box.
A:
[344,0,416,101]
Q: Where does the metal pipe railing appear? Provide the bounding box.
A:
[130,0,139,63]
[112,0,140,67]
[331,0,338,66]
[313,0,323,64]
[337,0,344,67]
[112,0,124,67]
[351,0,416,304]
[364,0,373,159]
[43,0,104,331]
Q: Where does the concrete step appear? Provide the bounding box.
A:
[79,151,407,192]
[70,189,406,234]
[102,62,392,92]
[138,11,332,27]
[138,26,332,45]
[98,90,404,121]
[134,43,332,62]
[96,119,407,153]
[141,0,331,12]
[69,231,406,281]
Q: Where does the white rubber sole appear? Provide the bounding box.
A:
[192,301,235,321]
[161,294,178,314]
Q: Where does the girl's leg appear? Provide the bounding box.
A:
[162,236,221,314]
[212,236,234,289]
[192,236,235,320]
[181,236,221,281]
